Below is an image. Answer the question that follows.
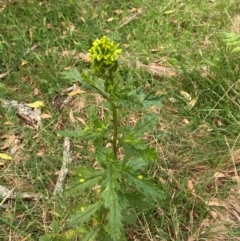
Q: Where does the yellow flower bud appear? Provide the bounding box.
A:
[138,175,143,180]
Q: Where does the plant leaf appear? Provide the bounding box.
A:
[26,101,44,108]
[124,192,155,210]
[101,164,124,240]
[57,127,104,140]
[143,91,164,107]
[68,201,103,227]
[57,128,84,139]
[134,115,159,137]
[0,153,12,160]
[61,68,83,84]
[124,158,148,171]
[65,168,103,197]
[81,226,101,241]
[123,171,166,200]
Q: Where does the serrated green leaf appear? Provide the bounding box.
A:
[123,141,158,161]
[61,68,83,84]
[134,115,159,136]
[143,92,164,107]
[57,126,107,140]
[124,192,155,210]
[62,226,87,240]
[68,201,103,227]
[101,164,124,240]
[101,164,121,207]
[105,198,124,241]
[122,210,138,225]
[65,177,100,197]
[57,128,84,139]
[123,171,166,200]
[124,158,148,171]
[123,137,148,150]
[81,226,100,241]
[75,167,104,179]
[65,168,103,197]
[94,139,107,166]
[51,219,60,234]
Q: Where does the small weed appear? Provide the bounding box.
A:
[1,0,240,240]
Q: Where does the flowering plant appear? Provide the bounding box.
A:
[57,36,166,240]
[89,35,122,73]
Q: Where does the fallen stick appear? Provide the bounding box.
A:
[0,185,44,206]
[53,137,72,196]
[119,11,143,28]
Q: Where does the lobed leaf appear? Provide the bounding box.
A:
[61,68,83,84]
[123,158,148,171]
[105,198,125,241]
[101,164,124,240]
[65,167,103,197]
[122,171,166,200]
[65,176,102,197]
[133,115,159,137]
[123,141,158,161]
[81,226,101,241]
[68,201,103,227]
[56,128,84,139]
[143,91,165,107]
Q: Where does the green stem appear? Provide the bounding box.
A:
[108,70,118,159]
[111,101,118,158]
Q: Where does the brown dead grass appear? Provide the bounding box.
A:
[231,15,240,33]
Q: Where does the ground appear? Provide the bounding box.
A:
[0,0,240,240]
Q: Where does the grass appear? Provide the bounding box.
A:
[0,0,240,240]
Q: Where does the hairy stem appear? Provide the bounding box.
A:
[110,100,118,158]
[108,70,118,159]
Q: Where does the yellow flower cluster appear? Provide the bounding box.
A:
[88,35,122,66]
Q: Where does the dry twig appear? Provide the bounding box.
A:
[53,137,72,196]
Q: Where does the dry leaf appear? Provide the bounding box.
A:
[21,60,28,67]
[151,46,165,52]
[46,23,52,30]
[34,88,39,96]
[80,17,85,23]
[41,113,52,119]
[189,98,197,109]
[205,198,225,207]
[214,172,226,179]
[113,9,123,14]
[180,91,191,101]
[67,88,86,96]
[210,211,218,219]
[129,8,142,14]
[26,101,44,108]
[232,176,240,181]
[212,118,223,126]
[0,134,20,154]
[106,17,115,22]
[164,9,177,14]
[182,118,189,125]
[75,117,86,125]
[69,109,77,123]
[37,147,45,157]
[0,153,12,160]
[188,179,196,193]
